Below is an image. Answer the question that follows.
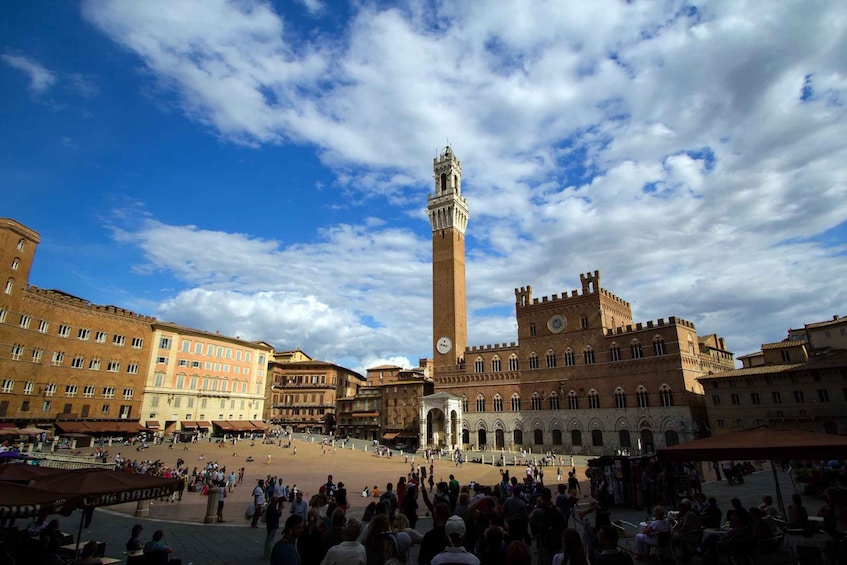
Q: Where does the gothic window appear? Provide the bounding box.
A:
[493,394,503,412]
[529,323,536,336]
[546,350,557,368]
[564,349,575,366]
[462,396,469,412]
[665,430,680,446]
[474,357,484,373]
[476,395,486,412]
[615,387,627,409]
[580,315,589,328]
[492,357,502,372]
[592,429,604,446]
[588,390,600,409]
[571,429,582,446]
[552,429,563,445]
[687,335,695,355]
[568,390,579,410]
[531,393,542,411]
[511,394,521,411]
[549,392,560,410]
[631,341,643,359]
[529,353,539,370]
[534,429,543,445]
[509,355,519,371]
[610,344,621,362]
[619,429,631,448]
[513,429,523,445]
[659,384,673,407]
[653,337,666,356]
[636,386,649,408]
[584,346,595,364]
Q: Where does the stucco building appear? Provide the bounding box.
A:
[699,316,847,436]
[420,149,736,455]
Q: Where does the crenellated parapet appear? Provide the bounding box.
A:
[603,315,696,336]
[25,285,156,321]
[514,277,630,310]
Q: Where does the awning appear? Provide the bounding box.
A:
[352,412,379,418]
[249,420,267,430]
[196,421,212,429]
[181,421,198,430]
[0,423,17,429]
[228,421,254,431]
[382,432,399,440]
[398,431,419,439]
[117,422,145,433]
[146,420,160,429]
[56,422,91,433]
[212,421,235,431]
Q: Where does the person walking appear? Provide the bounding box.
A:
[265,497,282,559]
[252,479,267,528]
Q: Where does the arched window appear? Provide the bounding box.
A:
[493,394,503,412]
[568,390,579,410]
[653,337,666,356]
[11,258,19,271]
[546,350,557,368]
[659,384,673,407]
[492,357,502,372]
[531,393,542,411]
[571,429,582,446]
[462,396,469,412]
[549,392,560,410]
[584,346,595,364]
[552,429,563,445]
[615,387,627,409]
[564,349,575,366]
[688,335,695,355]
[619,429,631,448]
[665,430,679,446]
[588,390,600,409]
[509,355,519,371]
[4,279,13,295]
[631,340,643,359]
[474,357,484,373]
[513,429,524,445]
[534,429,544,445]
[610,344,621,361]
[17,239,25,251]
[476,395,486,412]
[636,386,649,408]
[592,429,604,447]
[529,353,539,370]
[511,394,521,411]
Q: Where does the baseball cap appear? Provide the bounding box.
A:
[445,515,466,539]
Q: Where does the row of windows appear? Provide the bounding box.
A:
[6,344,139,373]
[166,358,251,375]
[150,395,253,410]
[0,309,143,347]
[712,388,839,406]
[473,339,671,373]
[170,337,261,364]
[151,373,263,396]
[0,399,132,418]
[461,386,674,412]
[0,380,132,399]
[449,428,674,449]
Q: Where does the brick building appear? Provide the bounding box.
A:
[420,149,736,455]
[0,218,154,434]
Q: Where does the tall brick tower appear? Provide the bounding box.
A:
[427,146,469,373]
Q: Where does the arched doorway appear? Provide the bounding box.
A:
[495,429,505,449]
[664,430,679,446]
[426,408,446,446]
[552,429,562,446]
[462,428,469,445]
[513,429,523,446]
[619,429,631,448]
[477,429,487,450]
[533,429,543,445]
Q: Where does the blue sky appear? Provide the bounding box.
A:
[2,0,846,375]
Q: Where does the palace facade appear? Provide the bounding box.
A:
[420,148,736,455]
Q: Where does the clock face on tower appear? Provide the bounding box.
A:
[436,336,453,355]
[547,314,566,334]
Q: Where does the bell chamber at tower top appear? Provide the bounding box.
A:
[428,145,470,234]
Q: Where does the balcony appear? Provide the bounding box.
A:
[271,382,335,390]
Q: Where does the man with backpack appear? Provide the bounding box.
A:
[529,487,565,565]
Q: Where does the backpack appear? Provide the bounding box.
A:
[538,505,565,551]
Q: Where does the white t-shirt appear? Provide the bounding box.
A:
[253,485,266,506]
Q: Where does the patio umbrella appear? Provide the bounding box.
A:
[0,463,70,482]
[657,426,847,517]
[0,481,78,519]
[0,428,20,437]
[16,426,49,435]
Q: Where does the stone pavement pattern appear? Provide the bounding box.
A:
[44,437,823,564]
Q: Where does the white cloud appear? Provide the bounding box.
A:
[1,54,57,94]
[85,0,847,368]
